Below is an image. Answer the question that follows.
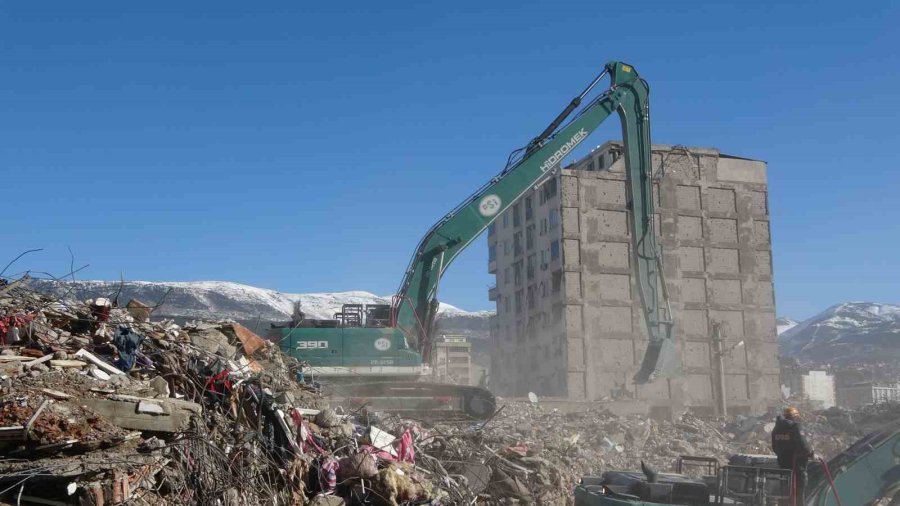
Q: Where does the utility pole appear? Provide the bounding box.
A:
[711,321,744,418]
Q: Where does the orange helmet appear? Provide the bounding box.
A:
[783,406,800,419]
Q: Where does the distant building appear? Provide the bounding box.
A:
[837,382,900,408]
[784,370,836,409]
[431,335,472,385]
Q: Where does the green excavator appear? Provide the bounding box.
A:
[273,61,676,419]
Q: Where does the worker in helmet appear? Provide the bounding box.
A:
[772,406,814,504]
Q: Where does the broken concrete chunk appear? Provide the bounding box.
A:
[126,299,152,322]
[137,401,166,415]
[74,348,125,376]
[90,366,112,381]
[149,376,170,397]
[188,325,236,358]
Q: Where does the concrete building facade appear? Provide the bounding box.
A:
[488,141,780,415]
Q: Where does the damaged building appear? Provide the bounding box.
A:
[488,141,780,415]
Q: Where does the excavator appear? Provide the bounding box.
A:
[273,61,676,419]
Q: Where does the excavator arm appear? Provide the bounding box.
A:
[393,61,676,383]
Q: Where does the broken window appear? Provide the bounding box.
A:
[513,261,523,287]
[552,270,562,293]
[525,196,533,221]
[513,203,522,228]
[515,290,524,314]
[550,240,560,261]
[527,254,535,281]
[526,224,535,250]
[513,232,523,256]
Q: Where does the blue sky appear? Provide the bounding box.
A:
[1,1,898,319]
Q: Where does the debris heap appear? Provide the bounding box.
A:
[0,276,890,505]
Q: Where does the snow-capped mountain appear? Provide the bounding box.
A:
[780,302,900,362]
[776,317,799,335]
[33,280,494,335]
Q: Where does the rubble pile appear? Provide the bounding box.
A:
[0,276,890,505]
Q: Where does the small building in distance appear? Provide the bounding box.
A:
[784,370,836,409]
[431,335,473,385]
[837,382,900,408]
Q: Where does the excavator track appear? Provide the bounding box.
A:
[320,381,497,420]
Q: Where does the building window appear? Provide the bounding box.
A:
[489,244,497,262]
[541,177,558,204]
[527,285,536,310]
[552,270,562,293]
[515,290,524,314]
[540,217,548,236]
[526,224,535,250]
[513,203,522,228]
[540,281,547,298]
[504,267,511,285]
[527,254,536,281]
[513,231,523,256]
[540,249,548,265]
[505,297,511,314]
[514,260,523,287]
[504,239,511,256]
[525,197,533,221]
[503,213,509,229]
[550,240,560,260]
[549,208,560,229]
[488,222,496,236]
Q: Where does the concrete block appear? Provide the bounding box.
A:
[754,250,772,275]
[636,378,672,400]
[664,152,700,180]
[563,239,580,268]
[565,305,583,338]
[753,282,775,307]
[753,221,771,243]
[592,306,633,334]
[705,188,736,213]
[82,397,201,433]
[683,341,711,368]
[717,157,767,184]
[567,372,586,399]
[707,248,740,273]
[710,279,742,304]
[685,374,713,404]
[677,216,703,240]
[725,374,750,400]
[584,273,631,301]
[724,345,748,369]
[680,309,709,336]
[749,191,768,216]
[676,185,701,210]
[564,271,582,299]
[678,247,705,272]
[587,210,628,236]
[583,179,626,206]
[567,339,585,368]
[710,310,744,337]
[745,311,777,341]
[562,207,579,235]
[593,338,634,368]
[681,277,707,303]
[588,242,630,270]
[561,175,579,206]
[707,218,738,243]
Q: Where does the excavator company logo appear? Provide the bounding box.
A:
[374,338,392,351]
[540,128,588,173]
[478,194,502,217]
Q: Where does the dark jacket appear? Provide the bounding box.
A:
[771,415,813,460]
